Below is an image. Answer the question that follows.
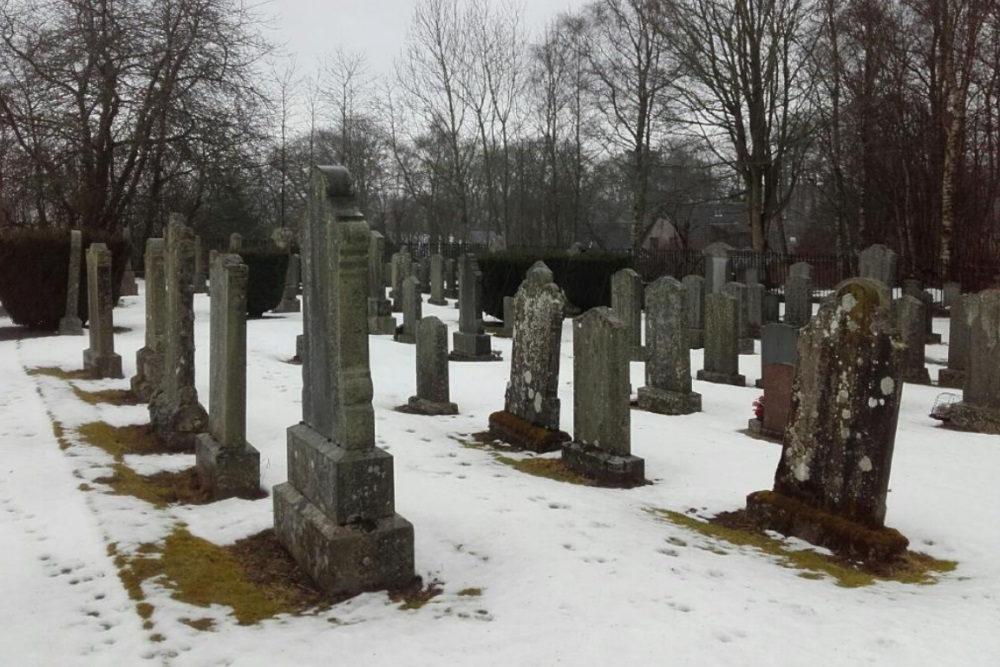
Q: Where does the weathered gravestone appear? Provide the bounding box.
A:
[696,293,746,386]
[228,233,243,252]
[763,292,781,323]
[418,256,431,295]
[722,282,755,354]
[784,274,813,329]
[131,238,166,401]
[82,243,123,379]
[562,308,645,487]
[790,261,812,280]
[746,278,909,563]
[403,316,458,415]
[858,244,897,287]
[450,254,500,361]
[611,268,644,361]
[390,247,411,312]
[58,229,84,336]
[444,258,458,299]
[682,275,705,349]
[897,295,931,384]
[938,289,1000,434]
[192,236,208,294]
[119,257,139,297]
[428,254,447,306]
[902,279,942,344]
[754,322,798,389]
[942,282,962,309]
[148,220,209,451]
[637,276,702,415]
[393,276,421,344]
[702,242,734,295]
[488,261,569,452]
[938,294,970,388]
[367,232,397,335]
[748,363,796,442]
[746,282,765,338]
[273,254,302,313]
[273,166,415,596]
[498,296,515,338]
[195,254,261,499]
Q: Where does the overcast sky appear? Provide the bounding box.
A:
[265,0,591,79]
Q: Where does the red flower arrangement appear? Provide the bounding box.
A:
[752,395,765,421]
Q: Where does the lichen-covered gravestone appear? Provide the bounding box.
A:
[82,243,123,379]
[938,294,970,388]
[721,282,755,354]
[746,278,909,563]
[450,253,499,361]
[131,238,166,401]
[393,276,421,344]
[696,293,745,386]
[637,276,701,415]
[58,229,84,336]
[274,166,415,596]
[489,261,569,452]
[897,295,930,384]
[195,254,260,499]
[367,231,396,335]
[611,268,644,361]
[404,316,458,415]
[562,308,644,487]
[938,289,1000,434]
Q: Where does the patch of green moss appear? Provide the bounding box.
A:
[78,483,92,492]
[648,508,957,588]
[493,455,595,486]
[391,580,444,610]
[51,420,71,450]
[148,633,165,643]
[75,422,163,461]
[94,464,210,508]
[25,366,92,380]
[180,617,216,632]
[456,588,482,597]
[70,384,141,406]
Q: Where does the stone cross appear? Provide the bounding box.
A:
[394,275,421,344]
[428,254,447,305]
[702,242,733,295]
[274,166,414,596]
[938,294,969,388]
[897,295,930,384]
[637,276,701,415]
[367,231,396,334]
[148,219,208,451]
[697,293,745,386]
[405,316,458,415]
[858,244,897,287]
[58,229,84,335]
[722,281,755,354]
[682,275,705,349]
[562,307,644,487]
[131,238,166,401]
[784,274,813,328]
[611,268,644,361]
[82,243,123,378]
[450,253,498,361]
[195,253,260,499]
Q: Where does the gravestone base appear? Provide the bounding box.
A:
[120,275,139,297]
[937,368,965,389]
[561,441,645,488]
[83,349,123,379]
[754,378,764,388]
[273,296,301,313]
[149,395,208,452]
[404,395,458,416]
[368,315,397,335]
[130,347,163,402]
[688,329,704,349]
[696,369,746,387]
[273,483,416,596]
[937,401,1000,435]
[636,386,702,415]
[927,333,942,344]
[445,289,458,300]
[746,418,783,442]
[745,490,909,564]
[428,297,448,306]
[393,328,416,345]
[59,316,83,336]
[294,334,305,363]
[195,434,261,500]
[902,367,932,385]
[450,332,501,362]
[738,338,755,355]
[487,411,569,453]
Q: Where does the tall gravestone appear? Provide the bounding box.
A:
[82,243,123,378]
[942,282,962,309]
[746,278,909,563]
[637,276,701,415]
[702,242,733,295]
[697,293,745,386]
[897,295,930,384]
[428,254,447,306]
[274,166,415,596]
[611,268,644,361]
[682,275,705,349]
[489,262,569,452]
[148,220,208,451]
[858,244,897,287]
[562,308,644,487]
[131,238,166,401]
[390,247,411,312]
[784,274,813,328]
[418,256,431,295]
[938,294,970,388]
[273,254,302,313]
[722,282,755,354]
[404,316,458,415]
[938,289,1000,433]
[450,254,499,361]
[195,254,260,499]
[393,276,421,344]
[746,282,765,338]
[58,230,84,336]
[751,323,799,440]
[444,258,458,299]
[755,322,798,388]
[367,232,396,335]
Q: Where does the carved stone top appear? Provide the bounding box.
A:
[316,165,354,200]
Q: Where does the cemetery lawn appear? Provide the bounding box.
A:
[2,285,999,666]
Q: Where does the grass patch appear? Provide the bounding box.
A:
[94,464,212,508]
[648,508,957,587]
[75,422,164,461]
[25,365,92,380]
[456,587,482,597]
[180,617,216,632]
[51,419,71,450]
[494,455,595,486]
[70,384,142,406]
[390,579,444,610]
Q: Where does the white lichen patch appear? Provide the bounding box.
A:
[839,426,850,440]
[523,370,532,385]
[793,458,810,482]
[880,377,895,396]
[868,397,878,408]
[840,292,858,312]
[533,392,543,414]
[858,456,873,472]
[841,409,851,419]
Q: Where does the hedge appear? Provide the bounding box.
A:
[0,229,128,330]
[238,248,289,317]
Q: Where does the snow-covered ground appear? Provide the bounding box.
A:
[1,284,998,667]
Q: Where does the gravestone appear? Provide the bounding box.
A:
[897,296,930,384]
[195,254,260,499]
[418,256,431,295]
[367,232,396,334]
[489,262,569,452]
[902,279,941,344]
[702,242,733,295]
[228,233,243,251]
[58,230,84,335]
[119,257,139,297]
[722,282,755,354]
[942,282,962,309]
[682,275,705,349]
[404,316,458,415]
[393,276,421,344]
[938,294,970,388]
[450,254,499,361]
[444,258,458,299]
[499,296,515,338]
[192,236,208,294]
[390,247,411,312]
[790,262,812,280]
[637,276,702,415]
[428,254,447,306]
[148,220,209,451]
[82,243,123,379]
[858,244,897,286]
[938,289,1000,433]
[131,238,166,401]
[784,274,813,328]
[273,165,415,596]
[755,322,798,388]
[763,292,781,323]
[611,268,644,360]
[696,293,746,386]
[746,278,909,563]
[273,254,302,313]
[746,282,765,338]
[562,308,644,487]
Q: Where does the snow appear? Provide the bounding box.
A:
[2,284,999,667]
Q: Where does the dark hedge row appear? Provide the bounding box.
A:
[0,229,128,330]
[476,249,633,320]
[238,248,289,317]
